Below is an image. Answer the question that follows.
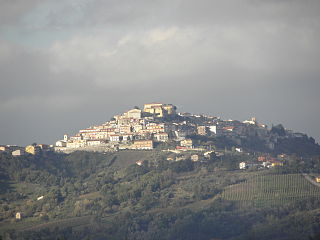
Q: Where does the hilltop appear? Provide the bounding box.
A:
[1,103,320,240]
[53,103,320,157]
[1,146,320,239]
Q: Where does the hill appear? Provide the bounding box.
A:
[1,150,320,239]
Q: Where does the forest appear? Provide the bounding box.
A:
[1,149,320,240]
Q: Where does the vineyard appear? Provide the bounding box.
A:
[221,173,320,208]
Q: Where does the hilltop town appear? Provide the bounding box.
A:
[1,102,319,163]
[53,102,316,155]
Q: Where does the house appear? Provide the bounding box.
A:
[121,134,132,142]
[38,144,52,151]
[239,162,260,169]
[0,146,8,152]
[87,140,104,146]
[239,162,246,170]
[222,126,234,132]
[243,117,257,125]
[204,151,216,159]
[37,196,44,201]
[197,126,208,136]
[109,134,122,142]
[55,140,67,147]
[125,109,142,119]
[191,154,200,162]
[119,125,132,134]
[180,139,193,148]
[12,149,26,156]
[235,148,243,153]
[132,140,154,150]
[154,132,169,142]
[0,145,23,153]
[143,103,176,117]
[136,160,143,166]
[209,125,217,134]
[271,161,284,167]
[16,212,22,220]
[25,145,41,155]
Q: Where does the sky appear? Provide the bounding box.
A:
[0,0,320,146]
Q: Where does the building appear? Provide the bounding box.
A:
[191,154,200,162]
[271,161,284,167]
[209,125,217,134]
[109,134,122,142]
[239,162,247,169]
[0,145,23,153]
[235,148,243,153]
[136,160,143,166]
[0,146,8,152]
[132,140,154,150]
[243,117,257,125]
[25,145,41,155]
[12,149,25,156]
[56,140,67,147]
[144,103,164,117]
[66,141,86,148]
[38,144,52,152]
[143,103,176,118]
[119,125,132,134]
[239,162,261,169]
[204,151,215,159]
[37,196,44,201]
[180,139,193,148]
[197,126,208,136]
[87,140,104,146]
[125,109,142,119]
[162,104,176,115]
[16,212,22,220]
[154,132,169,142]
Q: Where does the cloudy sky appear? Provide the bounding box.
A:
[0,0,320,145]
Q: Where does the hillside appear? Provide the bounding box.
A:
[1,150,320,240]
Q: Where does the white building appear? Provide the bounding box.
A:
[154,132,169,142]
[56,140,67,147]
[239,162,247,170]
[125,109,142,119]
[209,125,217,134]
[12,149,25,156]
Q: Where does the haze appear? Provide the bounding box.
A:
[0,0,320,146]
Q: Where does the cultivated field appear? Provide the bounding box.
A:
[221,173,320,208]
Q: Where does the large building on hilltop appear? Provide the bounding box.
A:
[143,103,177,118]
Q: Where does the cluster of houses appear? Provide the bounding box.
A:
[54,102,305,154]
[0,144,53,156]
[239,154,285,170]
[55,103,178,152]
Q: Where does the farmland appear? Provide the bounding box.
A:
[221,173,320,208]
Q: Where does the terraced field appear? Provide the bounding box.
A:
[221,174,320,208]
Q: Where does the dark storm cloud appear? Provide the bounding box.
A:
[0,0,320,145]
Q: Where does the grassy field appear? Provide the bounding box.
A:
[221,173,320,208]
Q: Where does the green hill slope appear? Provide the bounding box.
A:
[221,173,320,208]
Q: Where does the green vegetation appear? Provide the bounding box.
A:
[222,173,320,208]
[1,150,320,240]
